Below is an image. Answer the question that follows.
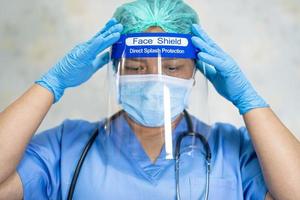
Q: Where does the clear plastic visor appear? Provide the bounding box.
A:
[104,53,211,156]
[117,57,195,79]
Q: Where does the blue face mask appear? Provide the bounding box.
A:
[118,74,194,127]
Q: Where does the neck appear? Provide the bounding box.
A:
[125,113,183,163]
[125,113,183,137]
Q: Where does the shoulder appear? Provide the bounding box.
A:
[60,118,102,146]
[207,122,254,158]
[60,118,99,135]
[210,122,250,143]
[30,118,105,148]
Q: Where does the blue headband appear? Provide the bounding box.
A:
[111,33,198,59]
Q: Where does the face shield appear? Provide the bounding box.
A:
[101,32,212,199]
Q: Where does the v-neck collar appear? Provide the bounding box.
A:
[109,113,189,184]
[107,112,211,185]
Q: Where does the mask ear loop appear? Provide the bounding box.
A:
[192,61,198,86]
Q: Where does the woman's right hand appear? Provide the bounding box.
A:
[36,18,123,103]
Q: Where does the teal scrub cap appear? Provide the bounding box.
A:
[113,0,199,34]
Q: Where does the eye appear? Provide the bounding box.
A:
[166,65,179,72]
[125,65,145,71]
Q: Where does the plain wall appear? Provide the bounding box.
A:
[0,0,299,138]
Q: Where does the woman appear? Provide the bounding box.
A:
[0,0,299,199]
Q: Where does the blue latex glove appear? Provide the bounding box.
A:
[191,24,269,115]
[36,18,123,103]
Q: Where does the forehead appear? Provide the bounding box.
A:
[145,26,165,33]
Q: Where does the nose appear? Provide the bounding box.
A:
[146,58,161,74]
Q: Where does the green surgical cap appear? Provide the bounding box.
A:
[113,0,199,34]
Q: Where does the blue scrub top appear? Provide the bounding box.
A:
[17,113,267,200]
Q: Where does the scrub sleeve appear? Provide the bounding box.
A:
[239,127,268,200]
[16,123,64,200]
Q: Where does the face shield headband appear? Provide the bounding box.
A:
[111,32,198,59]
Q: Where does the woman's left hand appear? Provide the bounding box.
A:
[191,24,269,115]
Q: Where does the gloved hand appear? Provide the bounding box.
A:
[36,18,123,103]
[191,24,269,115]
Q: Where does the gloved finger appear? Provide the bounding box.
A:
[87,23,122,55]
[100,18,119,34]
[88,18,119,43]
[88,32,121,56]
[92,52,110,72]
[100,23,123,38]
[192,36,224,59]
[197,52,226,73]
[192,24,223,52]
[196,60,217,81]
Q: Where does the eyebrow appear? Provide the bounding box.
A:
[126,58,145,62]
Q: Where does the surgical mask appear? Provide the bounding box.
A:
[118,74,194,127]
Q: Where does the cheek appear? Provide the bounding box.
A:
[183,64,196,79]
